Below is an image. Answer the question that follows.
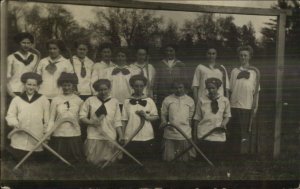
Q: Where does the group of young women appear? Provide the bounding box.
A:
[5,32,260,167]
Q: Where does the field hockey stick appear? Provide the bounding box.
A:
[170,126,227,163]
[96,124,143,167]
[66,48,80,94]
[101,117,146,169]
[8,128,72,167]
[246,66,260,132]
[13,117,78,170]
[30,47,41,72]
[162,123,214,167]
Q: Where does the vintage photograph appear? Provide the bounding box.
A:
[0,0,299,188]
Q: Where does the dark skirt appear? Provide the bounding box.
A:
[197,140,226,162]
[49,136,85,164]
[6,145,44,162]
[124,139,155,161]
[227,108,257,156]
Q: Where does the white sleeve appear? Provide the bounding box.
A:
[5,97,19,127]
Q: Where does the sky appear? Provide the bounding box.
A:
[62,0,277,39]
[9,0,278,39]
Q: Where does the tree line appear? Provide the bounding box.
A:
[7,1,300,61]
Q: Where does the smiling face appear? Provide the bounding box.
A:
[76,44,88,59]
[24,79,38,95]
[19,38,32,52]
[116,52,127,66]
[165,46,175,60]
[136,49,147,64]
[132,80,145,96]
[101,48,112,62]
[97,84,110,100]
[48,44,60,59]
[206,48,217,63]
[61,82,74,95]
[239,50,251,66]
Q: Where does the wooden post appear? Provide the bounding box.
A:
[273,13,287,158]
[0,0,8,155]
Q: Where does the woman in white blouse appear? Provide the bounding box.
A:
[47,72,84,164]
[122,75,159,161]
[7,33,38,100]
[193,78,231,162]
[80,79,124,166]
[6,72,50,161]
[36,39,74,100]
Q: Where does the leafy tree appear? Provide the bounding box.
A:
[90,8,163,47]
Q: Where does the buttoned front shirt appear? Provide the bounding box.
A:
[161,94,195,140]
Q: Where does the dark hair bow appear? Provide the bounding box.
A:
[237,70,250,79]
[112,67,130,75]
[14,53,34,66]
[129,99,147,107]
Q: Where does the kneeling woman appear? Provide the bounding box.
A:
[47,72,84,163]
[122,75,159,160]
[80,79,124,166]
[193,78,231,162]
[6,72,50,161]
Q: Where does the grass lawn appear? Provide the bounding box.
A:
[1,152,299,181]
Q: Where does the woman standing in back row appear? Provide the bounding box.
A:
[228,45,260,156]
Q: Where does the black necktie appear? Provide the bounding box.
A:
[208,95,219,114]
[95,97,111,117]
[45,60,59,74]
[79,59,86,78]
[14,53,34,66]
[237,70,250,79]
[129,99,147,107]
[112,67,130,75]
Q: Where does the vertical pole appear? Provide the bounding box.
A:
[273,13,286,158]
[0,0,8,156]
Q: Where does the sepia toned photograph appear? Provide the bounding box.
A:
[0,0,299,188]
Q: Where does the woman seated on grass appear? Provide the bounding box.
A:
[80,79,124,166]
[160,79,195,162]
[6,72,50,161]
[47,72,84,164]
[193,78,231,162]
[122,75,159,161]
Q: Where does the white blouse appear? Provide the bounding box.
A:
[194,95,231,142]
[192,64,229,98]
[90,61,115,94]
[71,56,94,95]
[7,51,38,93]
[36,56,74,99]
[48,94,83,137]
[105,65,133,105]
[161,94,195,140]
[130,62,156,97]
[79,96,122,140]
[122,97,158,141]
[230,67,260,110]
[6,93,50,151]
